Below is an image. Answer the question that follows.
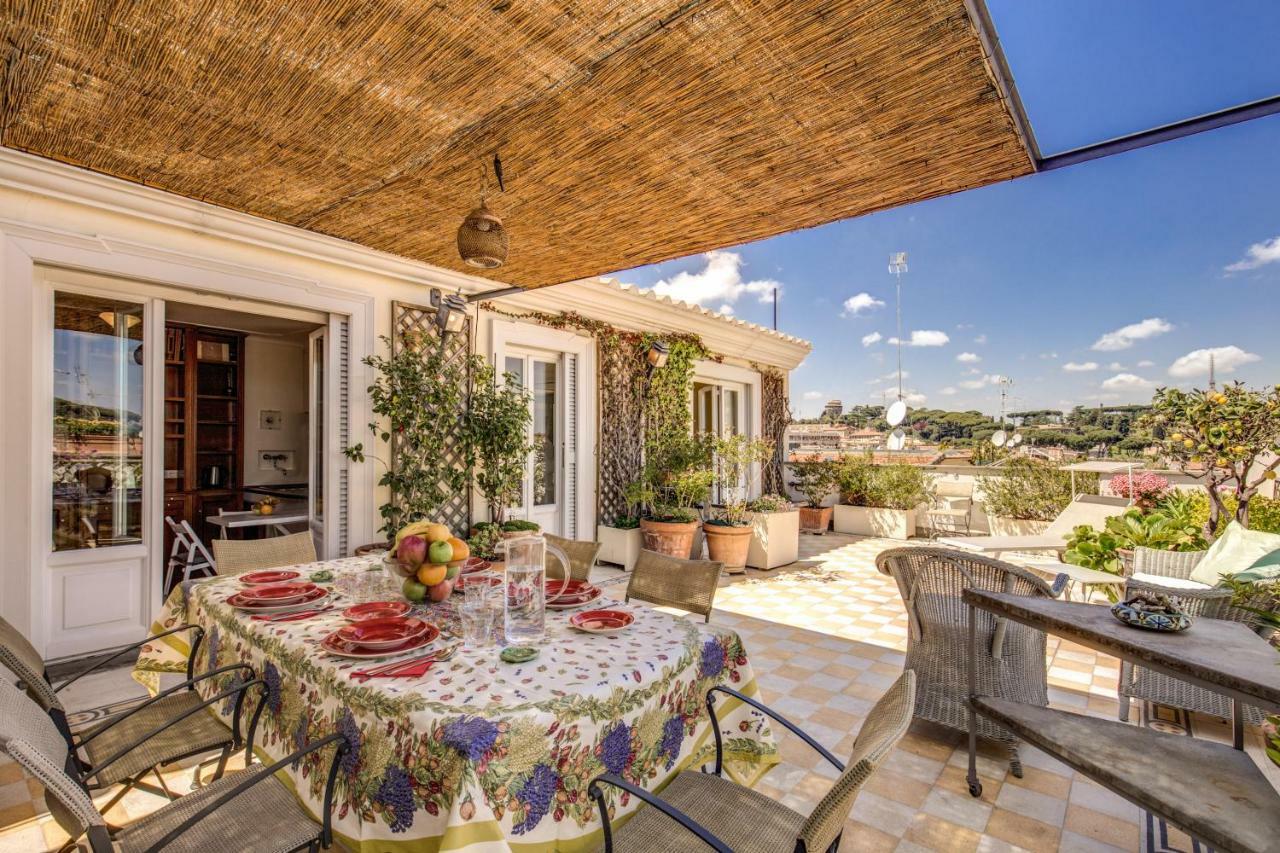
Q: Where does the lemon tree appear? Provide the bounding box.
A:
[1147,383,1280,540]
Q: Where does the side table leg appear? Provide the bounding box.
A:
[966,602,983,797]
[1232,699,1244,750]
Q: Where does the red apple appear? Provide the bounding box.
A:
[397,535,427,569]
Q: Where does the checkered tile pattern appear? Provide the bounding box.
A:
[0,532,1270,851]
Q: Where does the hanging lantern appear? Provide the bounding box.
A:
[457,199,508,269]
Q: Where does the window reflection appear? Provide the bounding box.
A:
[53,293,144,550]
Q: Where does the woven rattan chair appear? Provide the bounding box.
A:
[545,533,602,582]
[589,670,915,853]
[212,531,317,575]
[876,547,1066,777]
[0,615,249,818]
[1117,558,1273,726]
[0,678,347,853]
[625,550,723,623]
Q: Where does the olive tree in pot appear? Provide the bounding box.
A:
[463,360,533,562]
[638,436,714,559]
[789,454,838,534]
[704,435,775,573]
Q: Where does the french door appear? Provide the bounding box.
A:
[694,379,746,503]
[504,349,565,535]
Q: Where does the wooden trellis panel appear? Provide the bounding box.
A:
[392,301,472,533]
[760,368,790,495]
[596,337,646,525]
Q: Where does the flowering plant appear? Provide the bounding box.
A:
[1108,472,1169,510]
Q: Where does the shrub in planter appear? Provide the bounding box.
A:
[790,454,838,534]
[637,438,714,559]
[979,458,1096,527]
[598,482,644,570]
[834,456,933,539]
[745,494,798,569]
[703,435,774,572]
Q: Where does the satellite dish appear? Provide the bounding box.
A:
[991,430,1007,448]
[886,400,907,427]
[887,428,906,451]
[1010,433,1024,447]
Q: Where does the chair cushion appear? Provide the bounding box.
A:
[1128,572,1210,591]
[1234,547,1280,583]
[116,766,320,853]
[80,692,234,786]
[1188,522,1280,586]
[602,770,804,853]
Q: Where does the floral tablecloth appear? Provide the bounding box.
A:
[135,557,778,852]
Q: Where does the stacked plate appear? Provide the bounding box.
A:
[239,570,301,585]
[321,616,440,659]
[546,579,602,610]
[227,581,327,614]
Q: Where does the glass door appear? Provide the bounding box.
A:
[308,327,326,556]
[693,380,746,503]
[503,351,562,534]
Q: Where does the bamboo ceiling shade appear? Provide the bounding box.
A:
[1,0,1032,287]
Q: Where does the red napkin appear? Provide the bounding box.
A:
[352,659,439,680]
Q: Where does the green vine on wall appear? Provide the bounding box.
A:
[642,335,708,460]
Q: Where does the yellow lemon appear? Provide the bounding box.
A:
[425,523,451,543]
[417,564,447,587]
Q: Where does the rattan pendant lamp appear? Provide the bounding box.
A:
[456,158,509,269]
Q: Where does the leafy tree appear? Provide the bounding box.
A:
[464,360,533,526]
[1145,383,1280,540]
[789,454,838,507]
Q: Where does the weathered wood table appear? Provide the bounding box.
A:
[963,589,1280,853]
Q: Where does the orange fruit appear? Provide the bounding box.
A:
[447,537,469,562]
[417,564,447,587]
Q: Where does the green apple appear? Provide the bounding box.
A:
[401,578,427,603]
[428,539,454,565]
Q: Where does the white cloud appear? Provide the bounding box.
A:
[1039,352,1059,360]
[1062,361,1099,372]
[880,387,927,405]
[1109,362,1125,371]
[717,304,734,316]
[841,292,885,317]
[1101,373,1153,391]
[940,386,957,396]
[801,390,824,400]
[1167,345,1261,378]
[868,370,910,384]
[958,373,1005,390]
[956,352,981,363]
[1137,359,1155,368]
[974,334,988,345]
[648,250,779,307]
[887,330,950,347]
[1092,318,1173,351]
[861,332,882,347]
[1225,235,1280,272]
[963,367,981,376]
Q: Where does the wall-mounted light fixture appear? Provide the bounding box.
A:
[430,288,468,337]
[646,340,670,375]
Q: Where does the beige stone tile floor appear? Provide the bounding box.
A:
[1,532,1274,851]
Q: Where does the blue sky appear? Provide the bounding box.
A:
[616,3,1280,419]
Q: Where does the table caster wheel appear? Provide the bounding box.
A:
[967,780,983,798]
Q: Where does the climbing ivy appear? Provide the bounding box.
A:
[642,335,707,461]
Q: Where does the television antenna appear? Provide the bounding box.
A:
[992,377,1014,447]
[886,252,908,427]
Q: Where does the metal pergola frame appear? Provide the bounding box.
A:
[966,0,1280,174]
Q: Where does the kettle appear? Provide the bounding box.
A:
[204,464,227,488]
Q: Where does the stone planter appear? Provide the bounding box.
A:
[833,504,917,540]
[703,522,753,573]
[989,517,1051,537]
[798,505,833,535]
[747,509,800,570]
[639,518,699,559]
[597,524,642,571]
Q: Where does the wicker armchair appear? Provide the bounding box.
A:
[1124,546,1206,584]
[545,533,602,582]
[0,615,251,817]
[212,531,317,575]
[876,547,1065,776]
[589,671,915,853]
[0,678,347,853]
[626,550,723,623]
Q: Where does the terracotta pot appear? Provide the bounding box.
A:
[639,518,699,559]
[703,523,753,573]
[798,505,833,534]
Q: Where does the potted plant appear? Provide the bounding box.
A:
[638,436,713,559]
[832,454,933,539]
[464,360,533,529]
[703,435,774,573]
[978,458,1092,536]
[598,480,647,571]
[745,493,798,570]
[789,454,837,534]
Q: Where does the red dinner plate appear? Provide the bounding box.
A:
[546,579,594,600]
[459,557,492,575]
[240,570,301,585]
[547,587,602,610]
[228,586,327,612]
[570,609,634,633]
[456,573,502,592]
[237,582,317,604]
[333,617,432,651]
[342,601,410,622]
[320,629,437,659]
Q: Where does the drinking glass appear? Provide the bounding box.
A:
[460,600,496,649]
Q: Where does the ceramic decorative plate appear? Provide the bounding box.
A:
[456,574,502,592]
[1110,602,1192,632]
[236,582,318,604]
[500,646,539,663]
[239,570,301,585]
[547,588,602,610]
[320,629,437,659]
[342,601,411,621]
[545,579,596,602]
[569,609,635,633]
[332,617,434,651]
[228,587,328,613]
[460,557,492,575]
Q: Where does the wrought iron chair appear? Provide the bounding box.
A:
[876,547,1065,777]
[0,677,347,853]
[212,531,317,575]
[545,533,602,581]
[625,550,723,623]
[0,615,246,818]
[589,670,915,853]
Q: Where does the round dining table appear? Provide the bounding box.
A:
[136,556,778,852]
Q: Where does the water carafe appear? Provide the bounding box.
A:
[502,533,570,646]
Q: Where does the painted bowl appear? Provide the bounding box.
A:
[1110,601,1192,632]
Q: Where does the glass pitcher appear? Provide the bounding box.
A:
[501,533,570,646]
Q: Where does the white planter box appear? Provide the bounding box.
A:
[597,525,642,571]
[989,517,1051,537]
[746,510,800,570]
[833,504,917,540]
